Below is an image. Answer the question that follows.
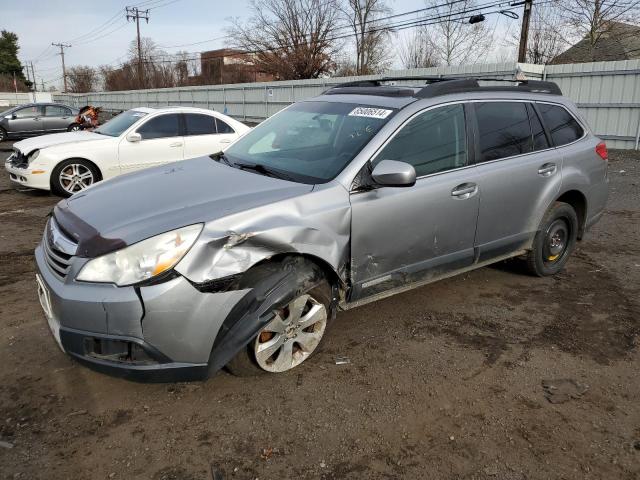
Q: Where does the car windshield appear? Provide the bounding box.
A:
[224,101,397,183]
[95,110,148,137]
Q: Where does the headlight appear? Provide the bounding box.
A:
[76,224,203,286]
[28,150,40,162]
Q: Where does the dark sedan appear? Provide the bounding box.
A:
[0,103,79,142]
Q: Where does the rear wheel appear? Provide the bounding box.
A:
[67,123,81,132]
[226,260,332,376]
[526,202,578,276]
[51,159,100,197]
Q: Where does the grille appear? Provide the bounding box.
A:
[43,220,77,281]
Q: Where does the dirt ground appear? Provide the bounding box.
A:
[0,143,638,480]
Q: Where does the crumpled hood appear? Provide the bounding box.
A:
[54,156,313,257]
[14,131,107,155]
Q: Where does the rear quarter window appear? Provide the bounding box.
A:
[537,103,584,147]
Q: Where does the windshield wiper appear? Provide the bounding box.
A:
[234,162,294,181]
[210,151,235,166]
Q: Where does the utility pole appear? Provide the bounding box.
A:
[30,62,37,93]
[52,42,71,92]
[126,6,150,88]
[517,0,533,63]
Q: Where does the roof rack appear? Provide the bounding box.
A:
[324,76,562,98]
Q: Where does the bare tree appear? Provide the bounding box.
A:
[555,0,640,61]
[100,39,197,91]
[503,3,566,64]
[422,0,494,66]
[339,0,392,74]
[398,29,439,69]
[66,66,97,93]
[230,0,341,80]
[523,4,566,64]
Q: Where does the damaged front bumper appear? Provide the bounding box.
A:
[5,158,50,190]
[35,243,249,382]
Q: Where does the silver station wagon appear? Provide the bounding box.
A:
[35,77,608,381]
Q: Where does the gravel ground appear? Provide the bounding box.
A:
[0,142,639,480]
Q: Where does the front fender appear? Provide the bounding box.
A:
[175,184,351,285]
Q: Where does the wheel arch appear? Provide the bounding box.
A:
[245,251,345,296]
[555,189,588,240]
[51,157,104,186]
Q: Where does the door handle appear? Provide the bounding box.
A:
[219,139,232,144]
[169,142,183,147]
[538,163,557,177]
[451,183,478,199]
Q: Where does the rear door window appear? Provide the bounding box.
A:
[527,103,550,151]
[137,114,181,140]
[475,102,533,162]
[45,105,71,117]
[537,103,584,147]
[184,113,216,136]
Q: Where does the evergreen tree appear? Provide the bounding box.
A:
[0,30,29,87]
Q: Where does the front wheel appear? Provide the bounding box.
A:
[50,159,100,197]
[67,123,81,132]
[226,260,332,376]
[526,202,578,276]
[0,127,7,142]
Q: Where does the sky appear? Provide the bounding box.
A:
[3,0,520,90]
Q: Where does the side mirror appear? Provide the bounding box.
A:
[371,160,416,187]
[126,132,142,143]
[5,114,15,120]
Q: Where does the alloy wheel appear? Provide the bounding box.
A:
[59,163,94,194]
[253,293,327,373]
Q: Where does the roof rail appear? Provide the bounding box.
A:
[324,76,562,98]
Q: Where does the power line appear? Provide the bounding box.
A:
[73,21,130,46]
[64,8,125,44]
[109,0,540,70]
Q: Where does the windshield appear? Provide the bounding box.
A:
[95,110,148,137]
[224,101,397,183]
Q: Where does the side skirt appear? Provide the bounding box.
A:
[340,249,527,311]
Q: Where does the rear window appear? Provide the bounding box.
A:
[537,103,584,147]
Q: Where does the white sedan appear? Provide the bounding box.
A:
[4,106,250,196]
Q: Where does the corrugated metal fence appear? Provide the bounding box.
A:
[52,60,640,149]
[0,92,53,107]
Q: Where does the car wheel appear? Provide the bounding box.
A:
[225,259,332,376]
[526,201,578,277]
[0,127,7,142]
[51,159,100,197]
[67,123,81,132]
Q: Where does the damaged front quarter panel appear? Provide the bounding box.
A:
[175,182,352,288]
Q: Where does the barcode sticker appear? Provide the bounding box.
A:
[348,107,393,119]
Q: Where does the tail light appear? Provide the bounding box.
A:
[595,142,608,160]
